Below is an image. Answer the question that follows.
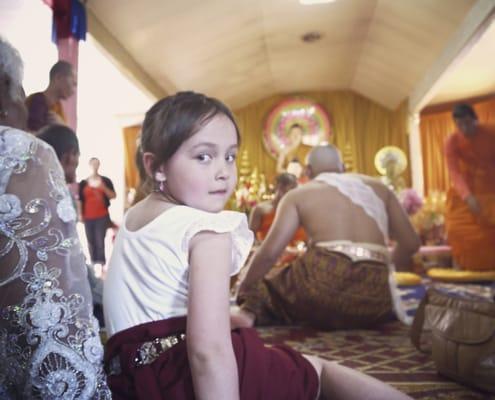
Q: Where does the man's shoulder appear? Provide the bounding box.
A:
[445,130,461,143]
[288,180,331,203]
[354,173,387,189]
[26,92,46,104]
[479,123,495,136]
[101,175,114,188]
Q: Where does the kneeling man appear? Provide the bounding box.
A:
[237,145,420,330]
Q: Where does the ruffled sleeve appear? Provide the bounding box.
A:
[182,209,254,276]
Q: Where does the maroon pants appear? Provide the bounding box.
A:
[104,316,318,399]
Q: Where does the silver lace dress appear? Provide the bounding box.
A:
[0,126,111,399]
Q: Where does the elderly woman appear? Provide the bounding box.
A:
[0,36,110,398]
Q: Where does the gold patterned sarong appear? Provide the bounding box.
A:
[238,243,393,330]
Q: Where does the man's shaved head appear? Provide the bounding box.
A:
[306,144,343,178]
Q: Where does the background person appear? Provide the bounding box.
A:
[237,144,420,330]
[79,157,116,269]
[25,60,76,132]
[0,35,109,399]
[103,91,410,400]
[444,103,495,271]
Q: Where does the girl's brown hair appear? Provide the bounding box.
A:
[140,91,240,177]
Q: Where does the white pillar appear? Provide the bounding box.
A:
[408,112,424,197]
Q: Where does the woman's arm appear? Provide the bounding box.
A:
[187,231,239,400]
[100,177,117,199]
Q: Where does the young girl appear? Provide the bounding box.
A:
[103,91,411,400]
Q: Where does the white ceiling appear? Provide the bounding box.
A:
[429,16,495,105]
[2,0,494,111]
[86,0,495,111]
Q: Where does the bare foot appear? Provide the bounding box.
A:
[230,306,256,329]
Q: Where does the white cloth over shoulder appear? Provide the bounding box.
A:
[315,172,389,240]
[0,126,110,399]
[104,206,253,337]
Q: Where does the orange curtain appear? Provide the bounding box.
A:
[420,97,495,195]
[122,125,141,193]
[234,90,410,185]
[122,91,410,196]
[420,111,454,195]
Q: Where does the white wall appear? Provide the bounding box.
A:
[1,2,154,224]
[77,35,154,224]
[0,0,57,95]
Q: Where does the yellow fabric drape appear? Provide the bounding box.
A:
[420,111,454,195]
[120,91,410,195]
[122,125,141,191]
[420,97,495,195]
[234,90,410,185]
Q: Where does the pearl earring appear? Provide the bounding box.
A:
[155,171,166,192]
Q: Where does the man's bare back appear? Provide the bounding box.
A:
[295,173,417,246]
[236,145,420,331]
[257,173,419,274]
[294,176,387,245]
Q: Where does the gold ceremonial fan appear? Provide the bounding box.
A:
[374,146,407,176]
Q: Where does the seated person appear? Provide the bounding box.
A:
[103,92,411,400]
[236,144,421,330]
[0,37,109,397]
[37,124,105,326]
[249,172,306,245]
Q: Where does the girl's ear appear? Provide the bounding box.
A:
[142,152,157,178]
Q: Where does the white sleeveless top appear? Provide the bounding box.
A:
[314,172,389,240]
[103,205,253,337]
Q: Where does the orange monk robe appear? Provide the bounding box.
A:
[256,209,307,245]
[25,93,67,132]
[256,210,307,265]
[444,123,495,271]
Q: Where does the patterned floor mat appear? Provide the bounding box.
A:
[257,321,495,400]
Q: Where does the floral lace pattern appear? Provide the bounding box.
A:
[0,127,110,399]
[315,172,389,240]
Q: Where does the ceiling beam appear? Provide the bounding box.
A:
[408,0,495,113]
[87,9,167,101]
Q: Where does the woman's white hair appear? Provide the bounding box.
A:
[0,36,24,99]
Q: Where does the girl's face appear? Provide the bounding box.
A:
[162,114,238,213]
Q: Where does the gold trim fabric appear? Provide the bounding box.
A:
[239,247,393,330]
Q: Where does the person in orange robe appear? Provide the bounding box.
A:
[249,172,307,246]
[248,173,306,266]
[25,61,76,132]
[444,103,495,271]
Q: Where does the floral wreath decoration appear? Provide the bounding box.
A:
[262,98,332,159]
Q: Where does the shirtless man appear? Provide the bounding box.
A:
[237,144,420,330]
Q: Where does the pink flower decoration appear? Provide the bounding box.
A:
[400,188,423,216]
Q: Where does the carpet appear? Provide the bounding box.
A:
[257,321,494,399]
